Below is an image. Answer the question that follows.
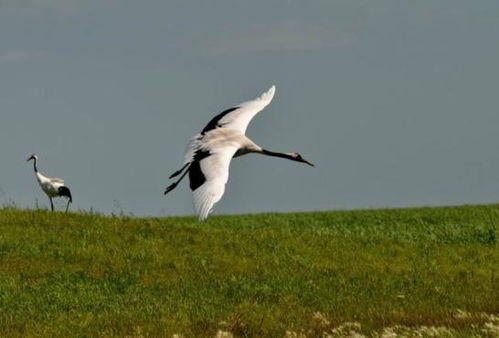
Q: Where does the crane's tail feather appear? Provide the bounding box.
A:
[164,182,178,195]
[58,186,72,203]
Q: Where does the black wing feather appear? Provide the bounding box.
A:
[200,107,239,134]
[189,150,211,191]
[58,186,72,203]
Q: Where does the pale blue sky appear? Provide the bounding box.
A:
[1,1,499,216]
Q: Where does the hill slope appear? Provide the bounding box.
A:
[0,205,498,336]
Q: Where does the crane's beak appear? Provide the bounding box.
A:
[298,156,314,167]
[304,159,314,167]
[27,156,33,162]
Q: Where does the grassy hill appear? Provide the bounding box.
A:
[0,205,498,337]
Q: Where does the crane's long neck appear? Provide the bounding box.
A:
[32,158,38,173]
[260,149,295,161]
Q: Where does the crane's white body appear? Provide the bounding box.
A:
[165,85,313,221]
[35,172,65,198]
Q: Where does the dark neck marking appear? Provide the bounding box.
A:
[32,158,38,173]
[201,106,239,134]
[261,149,294,161]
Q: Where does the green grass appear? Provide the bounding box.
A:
[0,205,498,337]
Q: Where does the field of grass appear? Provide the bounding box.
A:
[0,205,498,337]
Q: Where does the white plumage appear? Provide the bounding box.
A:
[207,85,275,134]
[191,144,236,220]
[36,172,65,196]
[27,154,73,212]
[164,86,313,221]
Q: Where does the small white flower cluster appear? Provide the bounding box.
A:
[285,330,308,338]
[214,330,234,338]
[204,310,499,338]
[454,309,499,337]
[283,310,499,337]
[379,325,453,337]
[326,322,365,338]
[482,321,499,336]
[312,311,331,327]
[481,313,499,337]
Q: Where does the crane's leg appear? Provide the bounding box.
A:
[49,197,54,212]
[169,163,190,179]
[165,165,190,195]
[65,199,70,213]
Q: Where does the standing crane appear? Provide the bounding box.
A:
[164,86,313,221]
[27,154,72,212]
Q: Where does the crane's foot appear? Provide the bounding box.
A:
[169,163,190,179]
[169,169,183,179]
[164,183,178,195]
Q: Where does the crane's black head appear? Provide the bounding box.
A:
[290,152,314,167]
[58,186,72,203]
[27,154,38,162]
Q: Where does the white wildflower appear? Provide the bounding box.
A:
[482,321,499,336]
[414,325,454,337]
[481,313,499,322]
[327,322,365,338]
[285,330,307,338]
[379,325,411,338]
[312,311,331,327]
[215,330,233,338]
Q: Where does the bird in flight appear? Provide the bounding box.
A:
[27,154,73,212]
[164,86,313,221]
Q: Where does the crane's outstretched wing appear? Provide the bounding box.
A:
[182,86,275,165]
[200,85,275,135]
[189,147,237,221]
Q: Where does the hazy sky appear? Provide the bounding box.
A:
[1,0,499,216]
